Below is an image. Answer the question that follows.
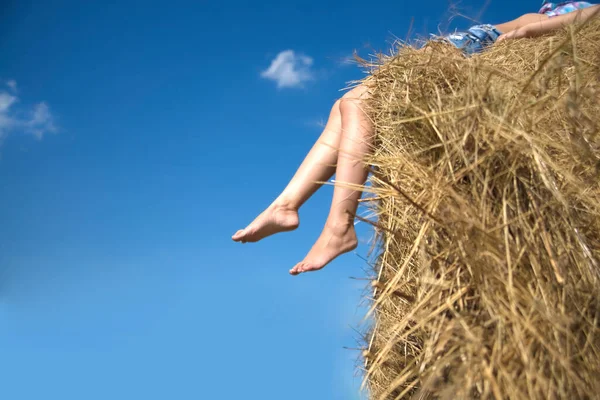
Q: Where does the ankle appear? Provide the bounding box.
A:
[272,197,299,211]
[325,215,355,234]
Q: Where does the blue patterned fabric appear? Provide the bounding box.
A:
[539,1,595,17]
[443,24,502,55]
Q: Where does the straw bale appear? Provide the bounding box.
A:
[362,18,600,400]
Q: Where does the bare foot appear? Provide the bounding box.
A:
[289,219,358,275]
[232,203,299,243]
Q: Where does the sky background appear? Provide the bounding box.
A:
[0,1,533,399]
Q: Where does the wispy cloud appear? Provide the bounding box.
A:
[261,50,314,89]
[6,79,17,92]
[0,80,56,143]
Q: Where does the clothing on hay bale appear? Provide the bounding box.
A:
[361,18,600,400]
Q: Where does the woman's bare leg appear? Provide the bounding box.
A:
[232,99,344,243]
[494,13,549,33]
[290,85,372,275]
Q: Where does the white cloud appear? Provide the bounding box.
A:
[26,102,56,139]
[0,80,56,143]
[0,92,17,113]
[6,80,17,92]
[261,50,314,89]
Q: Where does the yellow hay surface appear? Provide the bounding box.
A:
[362,19,600,400]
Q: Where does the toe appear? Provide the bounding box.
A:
[297,262,307,273]
[290,262,303,275]
[303,260,324,273]
[302,263,316,272]
[242,227,256,241]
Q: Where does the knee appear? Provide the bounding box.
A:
[332,98,342,112]
[342,84,370,101]
[339,85,369,114]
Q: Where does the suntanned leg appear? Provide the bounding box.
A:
[290,85,373,275]
[232,98,344,243]
[494,13,549,33]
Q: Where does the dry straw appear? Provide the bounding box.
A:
[359,17,600,400]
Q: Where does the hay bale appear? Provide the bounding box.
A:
[362,19,600,400]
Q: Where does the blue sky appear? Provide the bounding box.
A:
[0,1,531,399]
